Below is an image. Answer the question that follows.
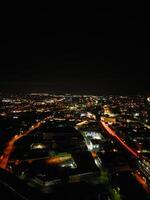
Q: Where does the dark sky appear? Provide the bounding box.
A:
[0,7,150,94]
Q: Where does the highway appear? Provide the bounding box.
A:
[101,120,150,193]
[0,116,51,171]
[101,121,139,158]
[134,171,150,194]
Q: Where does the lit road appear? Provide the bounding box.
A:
[101,121,139,158]
[137,158,150,183]
[0,116,51,171]
[101,120,150,193]
[134,171,150,194]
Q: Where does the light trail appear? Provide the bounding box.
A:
[134,171,150,194]
[101,121,139,158]
[0,116,51,170]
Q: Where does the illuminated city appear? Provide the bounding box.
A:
[1,5,150,200]
[0,93,150,199]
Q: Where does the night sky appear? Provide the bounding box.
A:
[0,7,150,94]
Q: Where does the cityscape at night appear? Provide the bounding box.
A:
[1,5,150,200]
[0,93,150,199]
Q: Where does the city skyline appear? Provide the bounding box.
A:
[1,6,150,200]
[0,93,150,199]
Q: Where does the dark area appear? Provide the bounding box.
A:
[0,6,149,94]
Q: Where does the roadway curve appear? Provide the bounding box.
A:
[0,116,51,171]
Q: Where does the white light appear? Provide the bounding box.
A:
[13,116,18,119]
[147,97,150,102]
[31,143,46,149]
